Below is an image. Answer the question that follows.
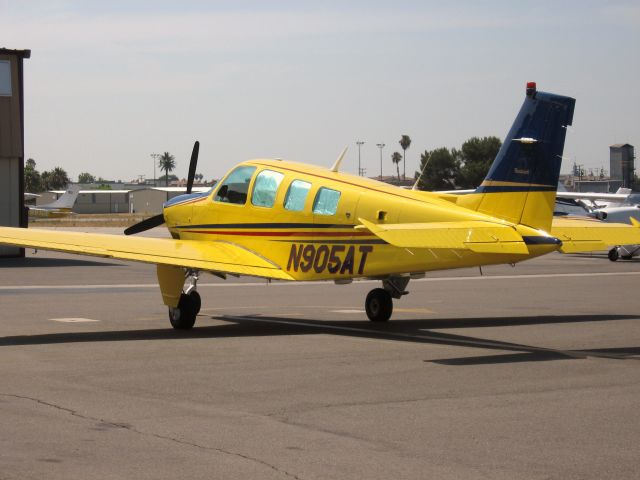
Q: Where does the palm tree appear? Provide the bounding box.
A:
[158,152,176,187]
[391,151,403,183]
[50,167,70,189]
[25,158,42,192]
[399,135,411,180]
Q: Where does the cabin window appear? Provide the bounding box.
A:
[251,170,284,208]
[284,180,311,211]
[313,187,341,215]
[214,166,257,205]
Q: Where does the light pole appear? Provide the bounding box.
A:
[376,143,385,179]
[356,140,365,176]
[150,153,159,186]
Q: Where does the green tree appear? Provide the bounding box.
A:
[50,167,70,190]
[158,152,176,187]
[455,136,502,188]
[78,172,96,183]
[391,151,403,183]
[399,135,411,180]
[40,167,70,190]
[40,170,51,191]
[416,148,460,191]
[25,158,42,192]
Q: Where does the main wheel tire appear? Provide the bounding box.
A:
[608,248,619,262]
[169,293,198,330]
[365,288,393,322]
[188,290,202,314]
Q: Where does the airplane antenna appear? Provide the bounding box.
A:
[330,146,348,172]
[412,152,431,190]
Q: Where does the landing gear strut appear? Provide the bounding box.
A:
[609,245,638,261]
[365,276,410,322]
[168,270,202,330]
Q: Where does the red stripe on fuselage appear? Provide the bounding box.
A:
[180,230,372,237]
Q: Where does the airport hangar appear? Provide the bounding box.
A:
[0,48,29,258]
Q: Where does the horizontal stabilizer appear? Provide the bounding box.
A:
[0,227,294,281]
[551,217,640,253]
[358,218,529,254]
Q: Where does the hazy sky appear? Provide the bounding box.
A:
[2,0,639,182]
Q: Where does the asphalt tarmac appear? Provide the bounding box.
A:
[1,227,639,479]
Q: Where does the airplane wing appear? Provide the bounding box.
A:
[0,227,294,280]
[358,218,529,254]
[551,217,640,253]
[555,192,628,203]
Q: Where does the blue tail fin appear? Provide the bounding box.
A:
[458,82,575,231]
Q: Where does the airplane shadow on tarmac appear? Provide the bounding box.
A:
[1,313,639,365]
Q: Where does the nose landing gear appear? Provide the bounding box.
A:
[168,270,202,330]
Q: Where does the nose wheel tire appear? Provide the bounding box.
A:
[169,292,199,330]
[365,288,393,322]
[608,247,619,262]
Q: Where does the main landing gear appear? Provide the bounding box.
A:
[168,270,201,330]
[608,246,637,262]
[365,276,410,322]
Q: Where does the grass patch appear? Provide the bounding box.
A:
[29,213,151,228]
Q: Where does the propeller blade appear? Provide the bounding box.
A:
[124,213,165,236]
[186,140,200,194]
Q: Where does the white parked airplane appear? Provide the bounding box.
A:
[28,185,80,218]
[556,187,633,209]
[554,189,639,261]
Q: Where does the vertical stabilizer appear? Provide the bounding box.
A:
[43,185,80,210]
[458,83,575,232]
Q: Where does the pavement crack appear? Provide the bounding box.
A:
[0,393,102,424]
[0,393,305,480]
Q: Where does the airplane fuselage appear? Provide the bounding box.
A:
[164,159,559,281]
[28,207,74,219]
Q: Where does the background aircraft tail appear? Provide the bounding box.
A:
[457,83,575,232]
[44,185,80,209]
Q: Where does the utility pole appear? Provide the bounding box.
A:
[376,143,385,179]
[150,153,159,186]
[356,140,365,176]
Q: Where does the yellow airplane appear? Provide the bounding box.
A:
[1,82,639,329]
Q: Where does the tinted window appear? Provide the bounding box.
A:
[251,170,284,208]
[313,187,341,215]
[284,180,311,211]
[214,166,257,204]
